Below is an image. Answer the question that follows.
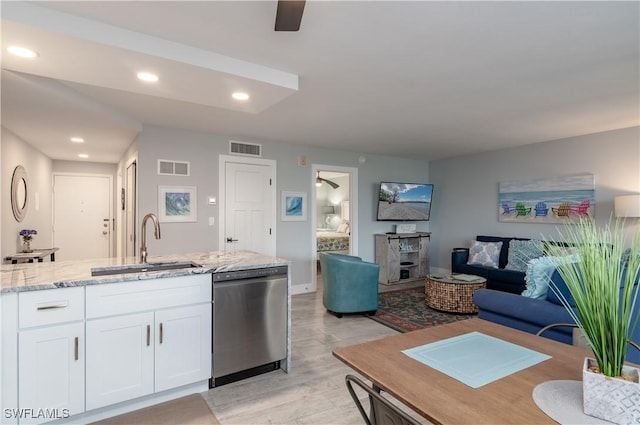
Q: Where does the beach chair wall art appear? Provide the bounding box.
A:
[498,173,595,223]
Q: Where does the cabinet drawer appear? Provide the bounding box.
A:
[19,287,85,328]
[86,274,211,318]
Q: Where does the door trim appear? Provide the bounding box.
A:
[218,155,277,253]
[310,164,358,293]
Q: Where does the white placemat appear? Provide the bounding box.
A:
[532,380,613,425]
[402,331,551,388]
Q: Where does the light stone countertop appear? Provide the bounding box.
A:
[1,250,289,293]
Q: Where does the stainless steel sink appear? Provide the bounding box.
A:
[91,261,202,276]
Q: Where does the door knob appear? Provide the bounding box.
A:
[226,237,239,243]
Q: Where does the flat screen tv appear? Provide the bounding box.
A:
[376,181,433,221]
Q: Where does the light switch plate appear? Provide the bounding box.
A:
[208,217,215,226]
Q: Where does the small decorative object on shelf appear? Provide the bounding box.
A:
[19,229,37,253]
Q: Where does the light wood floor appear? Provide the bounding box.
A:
[203,278,429,424]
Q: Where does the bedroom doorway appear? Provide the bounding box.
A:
[311,164,358,292]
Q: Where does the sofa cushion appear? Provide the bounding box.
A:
[452,263,491,279]
[486,268,524,284]
[473,289,574,330]
[468,241,502,268]
[506,239,544,272]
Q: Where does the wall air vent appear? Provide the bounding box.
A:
[157,159,190,176]
[230,140,262,157]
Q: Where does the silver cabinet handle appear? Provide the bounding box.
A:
[37,303,68,310]
[146,325,151,346]
[159,323,164,344]
[74,337,79,361]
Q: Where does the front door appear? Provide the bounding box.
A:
[223,160,275,256]
[53,174,112,261]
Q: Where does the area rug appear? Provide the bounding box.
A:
[369,287,474,332]
[90,393,220,425]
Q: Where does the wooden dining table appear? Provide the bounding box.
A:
[333,318,594,425]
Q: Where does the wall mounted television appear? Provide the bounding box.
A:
[376,181,433,221]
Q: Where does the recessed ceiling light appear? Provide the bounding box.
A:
[7,45,39,59]
[70,137,84,143]
[137,72,159,83]
[232,92,250,101]
[78,154,89,159]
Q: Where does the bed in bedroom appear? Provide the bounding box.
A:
[316,230,350,254]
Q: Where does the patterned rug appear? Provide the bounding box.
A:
[368,286,475,332]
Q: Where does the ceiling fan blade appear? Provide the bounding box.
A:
[275,0,306,31]
[319,177,340,189]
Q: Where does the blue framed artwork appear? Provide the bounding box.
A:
[158,185,197,222]
[498,173,595,223]
[282,191,307,221]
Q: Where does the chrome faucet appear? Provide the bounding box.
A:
[140,213,161,263]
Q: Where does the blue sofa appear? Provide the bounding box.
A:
[473,269,640,365]
[452,235,531,294]
[318,252,379,318]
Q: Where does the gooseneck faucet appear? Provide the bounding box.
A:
[140,213,161,263]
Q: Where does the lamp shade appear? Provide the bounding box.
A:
[614,195,640,218]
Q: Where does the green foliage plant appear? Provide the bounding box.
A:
[545,217,640,378]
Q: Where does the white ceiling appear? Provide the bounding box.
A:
[1,1,638,163]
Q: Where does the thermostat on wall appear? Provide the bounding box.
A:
[396,224,416,234]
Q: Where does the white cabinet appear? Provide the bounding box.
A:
[155,304,211,392]
[2,273,212,424]
[85,312,154,410]
[16,287,85,423]
[375,232,430,284]
[18,323,84,423]
[85,275,211,411]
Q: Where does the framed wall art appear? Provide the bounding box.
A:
[282,191,307,221]
[498,173,595,224]
[158,185,197,222]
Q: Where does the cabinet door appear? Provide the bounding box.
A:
[387,238,401,282]
[155,304,212,392]
[19,322,84,423]
[418,236,430,277]
[85,312,154,410]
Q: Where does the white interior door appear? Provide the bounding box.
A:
[223,160,275,256]
[53,174,112,261]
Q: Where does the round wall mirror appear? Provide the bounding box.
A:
[11,165,28,222]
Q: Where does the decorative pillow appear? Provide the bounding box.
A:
[521,256,559,299]
[506,239,544,272]
[467,241,503,268]
[337,222,350,233]
[546,254,581,306]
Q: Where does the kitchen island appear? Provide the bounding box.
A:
[1,250,290,424]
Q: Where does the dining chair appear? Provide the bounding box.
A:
[345,375,420,425]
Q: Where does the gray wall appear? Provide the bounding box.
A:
[136,125,432,290]
[1,127,53,255]
[429,126,640,273]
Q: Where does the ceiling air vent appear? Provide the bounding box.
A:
[157,159,190,176]
[230,140,262,157]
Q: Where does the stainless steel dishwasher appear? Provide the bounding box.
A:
[211,266,288,387]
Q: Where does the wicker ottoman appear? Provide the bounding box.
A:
[425,275,487,313]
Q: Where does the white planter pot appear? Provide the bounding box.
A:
[582,357,640,424]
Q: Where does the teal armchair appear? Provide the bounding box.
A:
[318,252,379,318]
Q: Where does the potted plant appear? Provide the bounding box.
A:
[546,217,640,424]
[19,229,37,253]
